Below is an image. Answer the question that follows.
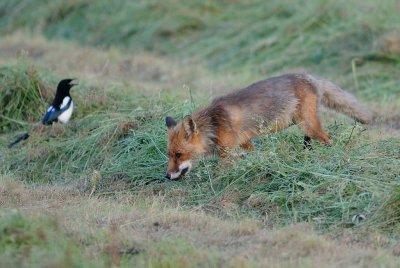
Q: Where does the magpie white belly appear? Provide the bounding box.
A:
[58,101,74,123]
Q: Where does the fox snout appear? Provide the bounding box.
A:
[165,167,189,180]
[165,160,192,180]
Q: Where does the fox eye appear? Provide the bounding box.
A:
[175,152,181,159]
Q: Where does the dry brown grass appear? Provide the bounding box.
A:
[0,32,241,97]
[1,176,399,267]
[380,31,400,55]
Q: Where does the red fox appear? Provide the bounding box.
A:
[165,73,372,180]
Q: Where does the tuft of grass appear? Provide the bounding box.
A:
[369,186,400,232]
[0,61,51,131]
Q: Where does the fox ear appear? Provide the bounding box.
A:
[166,116,177,129]
[183,115,197,137]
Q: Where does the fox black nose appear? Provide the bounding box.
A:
[165,173,171,180]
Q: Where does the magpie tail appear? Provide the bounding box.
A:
[8,132,30,148]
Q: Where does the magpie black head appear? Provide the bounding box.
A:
[52,78,78,108]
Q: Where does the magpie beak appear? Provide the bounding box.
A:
[69,79,79,86]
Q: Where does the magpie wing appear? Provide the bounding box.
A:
[42,106,61,125]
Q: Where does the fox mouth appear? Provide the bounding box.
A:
[166,167,189,180]
[180,167,189,176]
[166,160,192,180]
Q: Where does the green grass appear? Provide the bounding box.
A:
[0,0,399,266]
[1,0,399,74]
[0,61,51,131]
[0,207,220,267]
[0,210,102,267]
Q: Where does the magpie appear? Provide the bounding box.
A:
[42,78,78,125]
[8,78,78,148]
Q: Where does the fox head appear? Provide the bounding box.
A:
[165,115,207,180]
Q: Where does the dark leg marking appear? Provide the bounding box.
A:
[303,135,312,150]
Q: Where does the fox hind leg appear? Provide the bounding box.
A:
[303,115,332,146]
[296,91,332,146]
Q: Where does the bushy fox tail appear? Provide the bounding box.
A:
[306,74,372,124]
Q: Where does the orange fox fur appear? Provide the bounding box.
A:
[165,73,372,180]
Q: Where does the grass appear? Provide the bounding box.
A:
[0,61,52,131]
[0,0,399,267]
[1,0,399,74]
[1,177,399,267]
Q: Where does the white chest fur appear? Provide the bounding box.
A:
[58,97,74,124]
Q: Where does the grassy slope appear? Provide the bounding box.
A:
[0,0,400,267]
